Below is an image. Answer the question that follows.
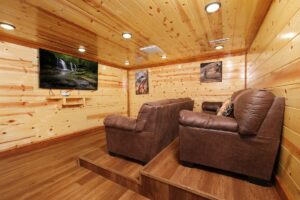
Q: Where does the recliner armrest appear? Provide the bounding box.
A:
[104,115,144,131]
[202,101,223,113]
[179,110,238,132]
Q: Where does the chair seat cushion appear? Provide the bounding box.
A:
[179,110,238,132]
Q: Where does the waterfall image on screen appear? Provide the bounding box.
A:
[39,49,98,90]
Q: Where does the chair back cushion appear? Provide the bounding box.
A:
[137,98,194,132]
[231,88,250,103]
[137,98,194,152]
[234,89,275,135]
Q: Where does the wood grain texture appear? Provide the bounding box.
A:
[0,129,148,200]
[0,0,272,68]
[0,126,103,158]
[77,136,281,200]
[141,175,211,200]
[79,146,143,193]
[247,0,300,199]
[141,139,281,200]
[128,55,245,117]
[0,41,128,153]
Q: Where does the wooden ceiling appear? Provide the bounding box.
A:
[0,0,272,68]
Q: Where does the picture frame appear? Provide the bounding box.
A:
[135,70,149,95]
[200,61,222,83]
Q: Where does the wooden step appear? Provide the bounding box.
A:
[141,139,282,200]
[78,137,282,200]
[78,146,143,193]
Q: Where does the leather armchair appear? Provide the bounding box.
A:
[179,89,285,182]
[104,98,194,163]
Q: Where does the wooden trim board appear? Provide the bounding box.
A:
[127,70,131,117]
[0,126,104,158]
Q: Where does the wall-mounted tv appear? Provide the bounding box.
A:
[39,49,98,90]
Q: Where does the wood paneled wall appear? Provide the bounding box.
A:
[128,55,245,117]
[0,42,127,152]
[247,0,300,199]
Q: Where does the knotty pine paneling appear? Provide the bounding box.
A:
[128,55,245,117]
[0,0,271,68]
[247,0,300,199]
[0,42,128,152]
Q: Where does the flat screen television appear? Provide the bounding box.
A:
[39,49,98,90]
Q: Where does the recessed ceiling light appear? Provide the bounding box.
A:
[205,2,221,13]
[78,46,86,53]
[125,60,130,65]
[0,22,16,30]
[161,55,167,59]
[122,32,132,39]
[215,45,223,50]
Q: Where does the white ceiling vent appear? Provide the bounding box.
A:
[209,38,230,44]
[140,45,163,54]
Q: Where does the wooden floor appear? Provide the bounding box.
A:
[0,130,148,200]
[142,139,281,200]
[0,129,282,200]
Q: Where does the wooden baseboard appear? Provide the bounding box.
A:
[275,176,289,200]
[0,126,104,158]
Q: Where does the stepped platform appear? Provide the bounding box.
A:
[79,139,281,200]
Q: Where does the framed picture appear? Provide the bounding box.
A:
[200,61,222,83]
[135,70,149,95]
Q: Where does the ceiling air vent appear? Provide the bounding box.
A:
[139,45,163,54]
[209,38,230,44]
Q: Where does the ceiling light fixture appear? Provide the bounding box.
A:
[205,2,221,13]
[161,55,167,59]
[125,60,130,66]
[281,32,296,39]
[122,32,132,39]
[78,46,86,53]
[0,22,16,30]
[215,45,224,50]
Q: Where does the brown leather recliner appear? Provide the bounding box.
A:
[179,89,285,181]
[104,98,194,163]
